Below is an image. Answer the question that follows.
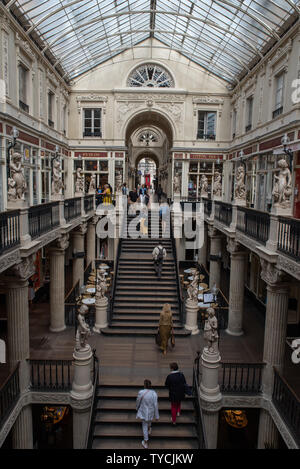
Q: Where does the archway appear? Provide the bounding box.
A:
[135,151,158,191]
[125,111,173,195]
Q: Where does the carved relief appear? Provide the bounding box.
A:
[213,171,222,197]
[11,255,36,280]
[234,165,246,200]
[272,159,292,208]
[55,233,69,251]
[76,94,108,114]
[10,152,27,200]
[260,259,284,286]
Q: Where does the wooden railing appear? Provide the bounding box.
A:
[220,362,264,394]
[0,363,20,427]
[272,367,300,446]
[214,201,232,226]
[29,359,73,391]
[193,352,208,449]
[28,202,60,239]
[64,197,82,222]
[237,207,270,245]
[0,210,20,255]
[277,216,300,261]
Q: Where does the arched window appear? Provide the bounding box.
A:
[127,63,174,88]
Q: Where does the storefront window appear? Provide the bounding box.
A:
[188,161,214,197]
[85,160,98,171]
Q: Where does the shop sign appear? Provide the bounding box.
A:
[74,152,107,158]
[190,154,223,160]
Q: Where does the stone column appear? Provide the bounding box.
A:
[184,298,199,335]
[49,234,69,333]
[226,238,247,336]
[86,217,98,270]
[72,222,87,288]
[94,296,108,332]
[260,260,289,397]
[208,226,222,290]
[12,405,33,449]
[198,222,208,268]
[257,409,279,449]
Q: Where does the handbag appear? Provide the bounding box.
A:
[155,330,161,346]
[184,383,192,396]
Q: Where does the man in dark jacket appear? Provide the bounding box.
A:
[165,362,187,425]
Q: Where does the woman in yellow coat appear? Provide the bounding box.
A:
[158,303,173,355]
[102,184,112,205]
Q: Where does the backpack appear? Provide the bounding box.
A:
[157,246,164,261]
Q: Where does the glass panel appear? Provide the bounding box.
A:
[85,160,98,171]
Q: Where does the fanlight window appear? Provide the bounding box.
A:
[128,64,174,88]
[138,130,159,146]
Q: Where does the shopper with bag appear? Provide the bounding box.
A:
[165,362,188,425]
[136,379,159,449]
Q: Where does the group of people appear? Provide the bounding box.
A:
[96,183,112,205]
[136,362,188,449]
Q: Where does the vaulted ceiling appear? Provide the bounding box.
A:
[3,0,300,85]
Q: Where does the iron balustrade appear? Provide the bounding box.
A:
[28,202,59,239]
[0,209,20,255]
[203,198,212,216]
[29,359,73,392]
[108,239,122,326]
[273,106,283,119]
[170,213,184,325]
[277,216,300,261]
[220,362,264,394]
[19,100,29,113]
[214,201,232,226]
[272,367,300,446]
[192,352,208,449]
[84,195,94,213]
[0,363,20,428]
[64,280,80,326]
[86,350,100,449]
[64,197,82,222]
[236,207,270,245]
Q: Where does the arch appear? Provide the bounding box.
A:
[124,110,174,148]
[125,61,175,88]
[135,149,160,169]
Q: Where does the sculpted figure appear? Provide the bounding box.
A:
[75,167,84,193]
[272,159,292,207]
[187,271,199,303]
[203,307,219,353]
[200,174,208,196]
[75,304,91,350]
[51,159,63,195]
[10,152,26,199]
[115,171,122,193]
[96,269,107,300]
[89,173,96,193]
[7,178,17,201]
[213,171,222,197]
[235,165,246,199]
[173,172,181,193]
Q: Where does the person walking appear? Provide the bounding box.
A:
[152,243,166,279]
[156,184,163,203]
[158,303,173,355]
[136,379,159,449]
[165,362,187,425]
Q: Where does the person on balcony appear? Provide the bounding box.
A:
[102,184,112,205]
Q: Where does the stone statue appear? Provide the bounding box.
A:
[213,171,222,197]
[234,165,246,199]
[75,167,84,193]
[96,269,107,300]
[75,304,91,350]
[203,307,219,353]
[10,152,26,200]
[115,171,122,193]
[200,174,208,196]
[7,178,17,201]
[272,159,292,207]
[174,172,181,193]
[187,271,199,303]
[89,173,96,193]
[51,159,63,195]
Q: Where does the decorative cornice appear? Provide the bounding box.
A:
[0,249,21,275]
[192,96,224,105]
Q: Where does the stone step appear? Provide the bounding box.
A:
[112,315,181,322]
[94,411,195,424]
[92,437,199,450]
[100,327,191,336]
[92,423,198,438]
[115,286,177,292]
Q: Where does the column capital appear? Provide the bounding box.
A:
[49,233,70,252]
[260,259,288,288]
[4,254,36,282]
[226,237,246,255]
[208,226,222,239]
[73,222,88,236]
[90,216,99,226]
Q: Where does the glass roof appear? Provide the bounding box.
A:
[7,0,300,84]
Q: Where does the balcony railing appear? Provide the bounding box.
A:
[214,201,232,226]
[19,100,29,113]
[245,124,252,132]
[237,207,270,245]
[220,362,264,394]
[203,198,212,216]
[273,106,283,119]
[197,132,216,140]
[84,195,94,213]
[272,367,300,446]
[0,363,20,427]
[29,359,73,391]
[28,202,60,239]
[0,210,20,255]
[64,197,82,222]
[48,119,54,128]
[277,217,300,261]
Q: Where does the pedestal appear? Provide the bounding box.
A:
[234,198,246,206]
[184,299,199,335]
[71,344,93,400]
[93,296,108,332]
[199,348,222,402]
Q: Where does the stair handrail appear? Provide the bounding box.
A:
[85,349,100,449]
[170,212,184,325]
[192,351,208,449]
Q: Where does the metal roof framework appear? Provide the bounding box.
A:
[4,0,300,84]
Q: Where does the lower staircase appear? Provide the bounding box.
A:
[89,383,199,449]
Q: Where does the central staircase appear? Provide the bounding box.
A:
[101,209,190,337]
